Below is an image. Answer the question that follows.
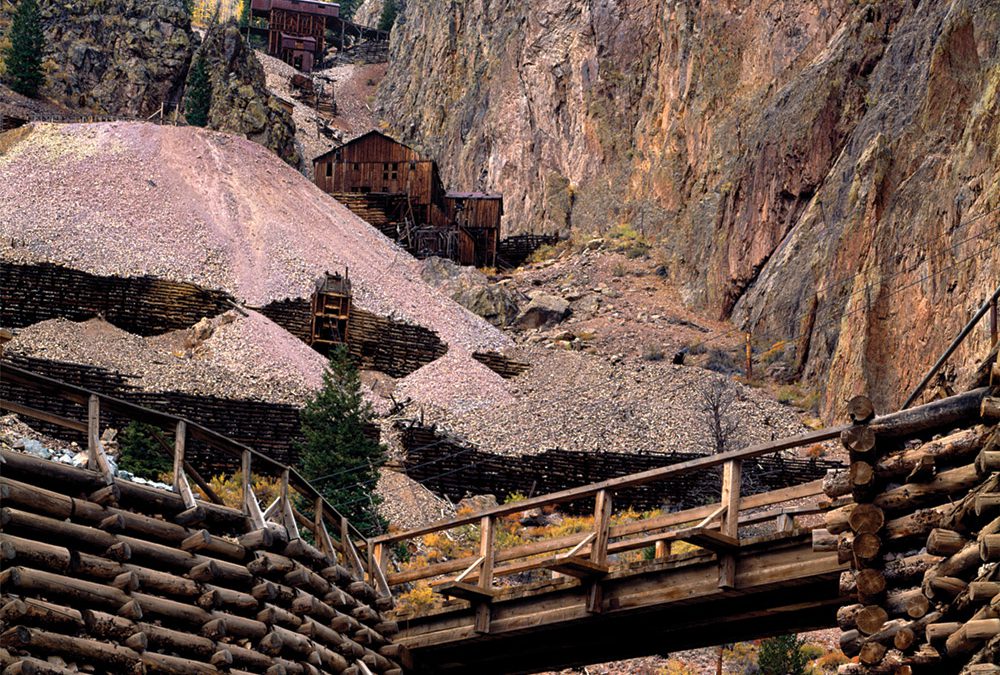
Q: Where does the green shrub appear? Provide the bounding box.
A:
[758,634,808,675]
[118,421,172,480]
[641,344,665,361]
[184,54,211,127]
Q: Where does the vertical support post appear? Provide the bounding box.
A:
[87,395,100,471]
[654,540,671,560]
[719,459,742,589]
[173,421,186,492]
[990,296,998,346]
[744,332,753,380]
[587,490,612,613]
[280,468,299,540]
[475,515,495,633]
[241,450,252,516]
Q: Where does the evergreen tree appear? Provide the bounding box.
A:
[377,0,397,32]
[239,0,251,28]
[3,0,45,97]
[758,634,808,675]
[118,422,173,481]
[296,345,387,536]
[184,54,211,127]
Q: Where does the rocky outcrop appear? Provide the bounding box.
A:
[420,257,524,326]
[3,0,196,116]
[377,0,1000,418]
[352,0,385,28]
[192,21,300,166]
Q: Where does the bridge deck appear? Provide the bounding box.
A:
[394,530,846,673]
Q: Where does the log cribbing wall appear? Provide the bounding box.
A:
[258,299,449,379]
[1,262,231,336]
[2,262,457,379]
[819,357,1000,674]
[399,423,843,513]
[1,356,377,470]
[496,234,562,269]
[0,451,408,674]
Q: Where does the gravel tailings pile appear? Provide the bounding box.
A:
[0,122,510,411]
[6,314,330,405]
[0,122,508,354]
[437,348,811,458]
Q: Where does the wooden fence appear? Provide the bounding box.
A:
[0,362,390,598]
[368,389,986,615]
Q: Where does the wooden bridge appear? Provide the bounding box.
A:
[367,391,988,674]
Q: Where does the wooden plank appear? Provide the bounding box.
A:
[87,394,100,471]
[0,399,88,432]
[547,557,609,580]
[476,515,495,633]
[719,459,742,589]
[437,581,494,603]
[588,490,612,613]
[172,421,186,493]
[682,528,739,552]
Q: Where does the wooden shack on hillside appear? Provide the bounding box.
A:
[313,130,445,228]
[445,192,502,267]
[251,0,339,72]
[313,131,504,268]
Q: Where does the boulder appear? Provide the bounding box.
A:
[419,257,524,326]
[515,294,570,330]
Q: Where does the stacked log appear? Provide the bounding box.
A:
[0,452,409,674]
[821,358,1000,674]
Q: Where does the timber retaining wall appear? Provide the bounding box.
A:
[398,422,844,513]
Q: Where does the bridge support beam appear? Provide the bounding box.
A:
[719,460,742,589]
[475,515,495,633]
[587,490,612,613]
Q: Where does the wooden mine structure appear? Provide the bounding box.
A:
[251,0,340,73]
[313,131,503,268]
[310,270,352,351]
[0,363,410,674]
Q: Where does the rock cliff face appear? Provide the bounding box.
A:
[19,0,195,116]
[193,21,300,167]
[377,0,1000,417]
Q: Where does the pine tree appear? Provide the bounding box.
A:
[296,345,387,536]
[377,0,397,32]
[2,0,45,98]
[184,54,212,127]
[758,634,808,675]
[239,0,251,28]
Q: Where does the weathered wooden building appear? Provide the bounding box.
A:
[445,192,502,267]
[313,130,445,227]
[313,132,504,268]
[251,0,340,72]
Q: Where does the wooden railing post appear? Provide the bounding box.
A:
[719,459,742,589]
[587,489,612,613]
[990,296,998,346]
[172,420,186,493]
[241,450,252,516]
[280,468,299,540]
[87,394,99,471]
[475,515,495,633]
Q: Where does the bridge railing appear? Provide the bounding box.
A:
[367,389,988,612]
[0,362,373,584]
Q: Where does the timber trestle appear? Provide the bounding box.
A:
[0,362,410,674]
